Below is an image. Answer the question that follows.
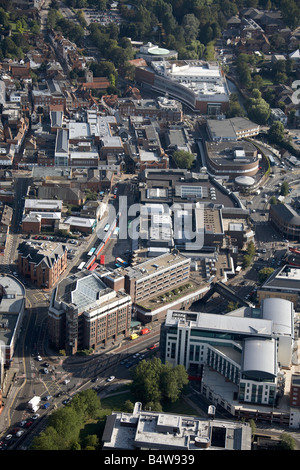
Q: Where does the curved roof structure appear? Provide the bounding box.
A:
[234,176,255,186]
[242,337,277,380]
[148,46,170,55]
[261,297,293,336]
[270,203,300,227]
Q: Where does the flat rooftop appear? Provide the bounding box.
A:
[261,265,300,291]
[24,199,63,210]
[124,252,190,280]
[102,404,252,450]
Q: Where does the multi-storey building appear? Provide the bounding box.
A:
[269,203,300,241]
[160,298,295,423]
[48,271,132,355]
[135,60,230,115]
[205,140,259,177]
[102,402,252,450]
[18,241,67,289]
[206,117,260,141]
[118,96,183,122]
[0,274,26,368]
[123,251,191,304]
[258,265,300,309]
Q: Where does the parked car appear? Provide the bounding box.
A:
[32,414,40,420]
[25,421,33,428]
[16,430,25,438]
[106,376,115,382]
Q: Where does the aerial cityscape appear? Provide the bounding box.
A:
[0,0,300,454]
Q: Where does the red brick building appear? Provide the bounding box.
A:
[18,241,67,289]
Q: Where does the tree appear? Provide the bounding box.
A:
[280,433,297,450]
[227,301,239,312]
[280,181,289,196]
[246,89,270,125]
[226,99,245,118]
[172,150,195,169]
[268,121,285,144]
[124,400,134,412]
[247,241,256,258]
[182,13,200,43]
[130,357,189,407]
[69,389,101,419]
[258,267,274,284]
[242,254,252,269]
[83,434,99,450]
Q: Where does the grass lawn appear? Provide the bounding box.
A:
[100,383,201,416]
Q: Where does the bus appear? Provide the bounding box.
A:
[116,257,128,267]
[268,155,275,166]
[78,261,85,271]
[104,224,110,232]
[87,247,96,257]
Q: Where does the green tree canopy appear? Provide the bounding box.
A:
[130,357,189,407]
[258,267,274,284]
[172,150,195,169]
[69,389,101,419]
[280,180,289,196]
[268,121,285,144]
[246,89,270,125]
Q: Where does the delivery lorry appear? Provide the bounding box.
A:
[140,328,150,335]
[28,396,41,413]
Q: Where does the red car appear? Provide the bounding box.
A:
[25,421,33,428]
[149,344,158,350]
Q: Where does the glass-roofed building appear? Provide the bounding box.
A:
[48,271,132,355]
